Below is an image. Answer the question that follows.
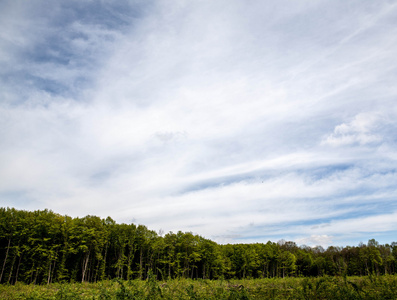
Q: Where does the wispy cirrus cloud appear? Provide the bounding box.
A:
[1,0,397,247]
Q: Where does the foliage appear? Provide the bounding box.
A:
[1,276,397,299]
[1,207,397,285]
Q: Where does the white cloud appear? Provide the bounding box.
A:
[323,112,384,146]
[295,235,334,248]
[1,0,397,246]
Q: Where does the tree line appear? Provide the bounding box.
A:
[1,207,396,284]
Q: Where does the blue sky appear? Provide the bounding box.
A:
[1,0,397,247]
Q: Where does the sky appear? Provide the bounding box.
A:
[1,0,397,248]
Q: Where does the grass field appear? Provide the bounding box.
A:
[1,275,397,299]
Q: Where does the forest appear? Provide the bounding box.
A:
[1,207,397,285]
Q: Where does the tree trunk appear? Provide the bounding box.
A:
[140,249,143,279]
[94,259,100,282]
[127,251,132,280]
[29,264,35,284]
[82,251,90,282]
[47,260,52,285]
[51,259,56,284]
[7,250,16,284]
[169,262,172,279]
[34,265,39,285]
[0,238,11,283]
[88,256,93,282]
[102,244,108,280]
[15,254,22,284]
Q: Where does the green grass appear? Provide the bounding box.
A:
[1,276,397,299]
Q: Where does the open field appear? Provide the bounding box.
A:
[1,275,397,299]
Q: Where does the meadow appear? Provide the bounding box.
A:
[2,208,397,299]
[1,275,397,300]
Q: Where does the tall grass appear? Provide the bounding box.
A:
[1,275,396,299]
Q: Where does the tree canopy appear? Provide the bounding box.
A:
[1,207,396,284]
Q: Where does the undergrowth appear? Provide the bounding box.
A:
[1,275,396,299]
